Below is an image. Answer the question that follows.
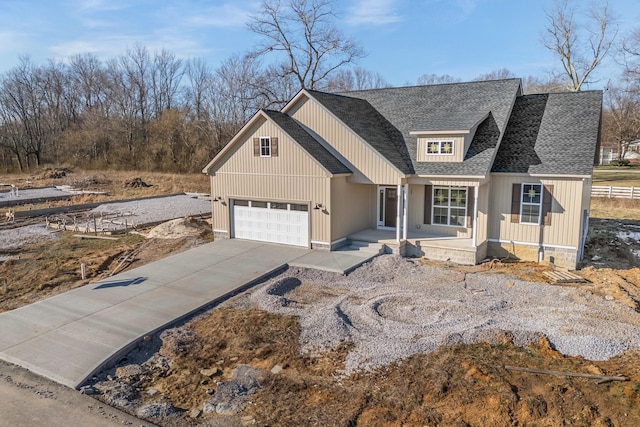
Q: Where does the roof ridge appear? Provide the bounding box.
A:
[340,78,522,94]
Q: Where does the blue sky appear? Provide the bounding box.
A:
[0,0,638,88]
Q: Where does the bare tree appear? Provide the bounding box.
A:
[416,73,461,85]
[326,67,390,92]
[521,75,567,94]
[473,68,517,81]
[621,28,640,86]
[68,53,108,112]
[542,0,617,91]
[184,58,212,122]
[247,0,365,97]
[604,84,640,160]
[150,49,184,119]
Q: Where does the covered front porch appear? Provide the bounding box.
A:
[347,228,483,265]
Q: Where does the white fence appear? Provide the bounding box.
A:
[591,185,640,199]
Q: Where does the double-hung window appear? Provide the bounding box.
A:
[260,137,271,157]
[520,183,542,224]
[433,186,467,227]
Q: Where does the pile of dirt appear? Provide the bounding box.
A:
[143,217,212,240]
[126,177,151,188]
[39,167,70,180]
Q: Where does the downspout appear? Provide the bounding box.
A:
[402,184,409,241]
[396,183,401,243]
[472,185,479,247]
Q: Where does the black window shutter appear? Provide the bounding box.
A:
[466,187,474,228]
[253,138,260,156]
[510,183,521,223]
[424,185,432,225]
[271,137,278,157]
[542,185,554,226]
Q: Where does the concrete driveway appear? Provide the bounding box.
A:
[0,238,380,389]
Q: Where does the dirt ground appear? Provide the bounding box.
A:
[86,216,640,427]
[3,168,640,426]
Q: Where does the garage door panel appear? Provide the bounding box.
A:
[233,203,309,247]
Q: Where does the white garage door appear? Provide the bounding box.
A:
[232,200,309,247]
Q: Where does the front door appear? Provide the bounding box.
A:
[377,187,397,228]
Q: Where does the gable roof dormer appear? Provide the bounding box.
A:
[344,79,522,177]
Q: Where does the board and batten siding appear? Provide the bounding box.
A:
[487,174,585,248]
[330,177,374,241]
[287,96,405,185]
[211,118,330,178]
[407,181,487,240]
[416,135,466,163]
[209,117,332,244]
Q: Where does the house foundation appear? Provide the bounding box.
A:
[487,241,578,269]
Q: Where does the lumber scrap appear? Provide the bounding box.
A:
[543,270,589,284]
[504,365,626,384]
[73,234,118,241]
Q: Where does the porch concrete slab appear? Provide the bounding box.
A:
[0,237,381,390]
[289,246,380,274]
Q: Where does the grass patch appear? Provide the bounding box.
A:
[593,169,640,187]
[0,232,145,312]
[590,198,640,220]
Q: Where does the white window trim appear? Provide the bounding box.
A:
[260,136,271,157]
[520,183,542,225]
[432,186,467,227]
[426,139,455,155]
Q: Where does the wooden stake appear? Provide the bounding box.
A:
[504,366,626,383]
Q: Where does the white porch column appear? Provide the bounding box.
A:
[472,185,479,247]
[402,184,408,240]
[396,184,401,242]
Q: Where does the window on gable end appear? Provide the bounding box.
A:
[260,137,271,157]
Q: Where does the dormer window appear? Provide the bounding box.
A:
[426,140,454,155]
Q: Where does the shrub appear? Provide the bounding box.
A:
[609,159,631,167]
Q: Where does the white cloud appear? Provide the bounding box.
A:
[0,30,24,52]
[346,0,403,25]
[75,0,131,12]
[422,0,479,25]
[185,3,255,28]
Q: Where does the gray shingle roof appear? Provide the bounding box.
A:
[307,90,414,174]
[492,91,602,175]
[263,109,351,175]
[338,79,523,176]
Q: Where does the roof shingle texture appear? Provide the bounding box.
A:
[492,91,602,175]
[307,90,414,174]
[263,109,351,175]
[339,79,523,176]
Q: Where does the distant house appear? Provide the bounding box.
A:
[203,79,602,269]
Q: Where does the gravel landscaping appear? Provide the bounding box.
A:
[89,194,210,231]
[0,194,211,249]
[0,224,59,250]
[240,255,640,375]
[0,187,70,207]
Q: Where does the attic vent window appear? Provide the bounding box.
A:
[426,140,454,155]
